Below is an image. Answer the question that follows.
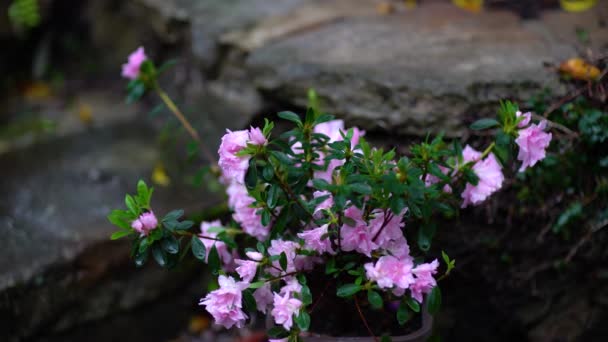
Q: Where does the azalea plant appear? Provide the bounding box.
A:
[108,47,555,341]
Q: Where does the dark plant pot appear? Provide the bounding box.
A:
[266,307,433,342]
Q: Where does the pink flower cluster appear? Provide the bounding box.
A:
[514,111,552,172]
[461,145,505,208]
[227,182,271,240]
[121,47,147,80]
[200,275,248,329]
[313,120,365,182]
[340,206,408,258]
[200,220,237,270]
[131,211,157,236]
[365,256,438,303]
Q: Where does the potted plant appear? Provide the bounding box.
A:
[108,47,554,341]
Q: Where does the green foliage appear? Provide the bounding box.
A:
[8,0,40,30]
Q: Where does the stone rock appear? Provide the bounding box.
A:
[245,3,583,136]
[0,95,219,340]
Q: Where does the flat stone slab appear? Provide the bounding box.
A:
[245,3,607,136]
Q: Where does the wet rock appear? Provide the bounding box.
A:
[245,4,577,136]
[0,116,216,341]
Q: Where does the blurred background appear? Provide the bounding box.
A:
[1,0,607,341]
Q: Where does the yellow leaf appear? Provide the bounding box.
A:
[23,82,51,101]
[187,315,210,334]
[452,0,484,13]
[404,0,417,9]
[77,103,94,125]
[152,162,171,187]
[558,58,601,81]
[559,0,597,12]
[376,2,395,15]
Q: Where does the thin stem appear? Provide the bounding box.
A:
[531,113,578,138]
[265,271,299,283]
[479,141,496,161]
[354,295,377,342]
[155,85,217,164]
[372,209,393,242]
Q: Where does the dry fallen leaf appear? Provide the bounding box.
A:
[558,58,601,81]
[376,1,395,15]
[77,103,94,125]
[452,0,484,13]
[187,315,210,334]
[559,0,597,12]
[22,82,51,101]
[152,162,171,187]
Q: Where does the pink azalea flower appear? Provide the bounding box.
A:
[267,239,300,274]
[218,130,250,184]
[410,260,439,303]
[279,277,303,295]
[516,111,532,128]
[340,207,378,257]
[423,165,452,193]
[298,224,335,255]
[200,220,235,269]
[248,126,267,146]
[235,259,258,282]
[364,255,415,290]
[245,251,264,261]
[131,211,157,236]
[313,120,365,183]
[253,283,273,314]
[461,145,504,208]
[226,183,270,240]
[271,291,302,330]
[313,190,333,216]
[368,209,405,248]
[121,47,147,80]
[199,275,248,329]
[269,339,288,342]
[515,120,552,172]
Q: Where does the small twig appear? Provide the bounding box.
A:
[155,85,217,164]
[542,86,585,118]
[309,281,332,314]
[354,295,377,342]
[531,113,578,138]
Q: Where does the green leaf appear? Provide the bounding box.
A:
[380,336,392,342]
[175,220,194,230]
[279,252,288,271]
[208,245,221,273]
[470,118,500,130]
[350,183,372,195]
[134,250,148,267]
[162,210,184,223]
[367,290,383,310]
[151,245,167,267]
[277,111,303,127]
[267,184,280,209]
[242,289,257,312]
[406,297,420,313]
[256,242,266,254]
[191,236,207,261]
[125,194,138,215]
[268,326,289,338]
[301,284,313,305]
[248,281,266,289]
[261,209,271,227]
[161,235,179,254]
[107,210,132,230]
[427,286,442,315]
[110,229,133,240]
[397,301,413,325]
[336,283,362,297]
[295,310,311,331]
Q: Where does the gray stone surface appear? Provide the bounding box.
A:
[0,89,231,340]
[132,0,607,136]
